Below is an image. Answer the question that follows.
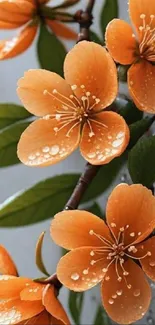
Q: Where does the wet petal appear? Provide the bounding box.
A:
[0,0,34,25]
[46,20,77,40]
[128,60,155,113]
[0,299,44,324]
[17,69,74,116]
[0,245,17,276]
[20,283,45,301]
[17,119,80,167]
[64,41,118,111]
[80,111,129,165]
[0,20,20,29]
[56,247,109,291]
[106,184,155,246]
[136,237,155,281]
[0,24,37,60]
[129,0,155,35]
[0,276,33,299]
[105,19,137,65]
[19,311,50,325]
[101,259,151,324]
[51,210,112,250]
[43,285,70,324]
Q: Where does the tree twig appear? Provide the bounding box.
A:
[75,0,96,42]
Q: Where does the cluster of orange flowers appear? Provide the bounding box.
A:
[1,0,155,324]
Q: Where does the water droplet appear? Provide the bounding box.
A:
[149,261,155,267]
[105,276,110,281]
[108,299,114,305]
[112,294,117,299]
[90,251,95,256]
[83,269,89,275]
[116,290,123,296]
[117,132,124,139]
[111,223,116,228]
[112,139,123,148]
[133,289,140,297]
[87,152,96,159]
[28,154,36,161]
[71,273,80,281]
[130,232,135,237]
[50,145,60,156]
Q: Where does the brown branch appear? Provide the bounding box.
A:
[75,0,96,42]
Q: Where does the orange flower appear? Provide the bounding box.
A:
[17,41,129,167]
[0,245,70,325]
[106,0,155,114]
[0,0,77,60]
[51,184,155,324]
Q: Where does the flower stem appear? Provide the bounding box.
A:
[75,0,96,42]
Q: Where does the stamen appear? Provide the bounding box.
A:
[87,120,95,138]
[43,89,77,111]
[89,230,113,247]
[66,121,81,137]
[89,118,108,129]
[125,251,151,260]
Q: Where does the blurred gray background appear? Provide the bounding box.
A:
[1,1,153,324]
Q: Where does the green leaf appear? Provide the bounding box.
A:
[0,104,31,130]
[68,291,84,325]
[35,232,50,277]
[100,0,119,39]
[115,98,143,124]
[0,121,30,167]
[94,306,111,325]
[129,117,154,149]
[128,135,155,187]
[90,30,102,44]
[37,23,66,76]
[87,202,104,219]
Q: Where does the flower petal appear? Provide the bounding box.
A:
[56,247,109,291]
[0,275,33,299]
[17,69,74,116]
[43,285,70,324]
[51,210,112,250]
[105,19,137,65]
[0,299,44,324]
[129,0,155,35]
[136,237,155,281]
[0,20,20,29]
[20,311,50,325]
[0,245,17,276]
[101,259,151,324]
[46,20,77,40]
[17,119,80,167]
[80,111,129,165]
[0,24,37,60]
[128,60,155,113]
[106,184,155,246]
[0,0,34,25]
[64,41,118,111]
[20,283,45,301]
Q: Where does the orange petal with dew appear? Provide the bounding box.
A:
[135,237,155,281]
[64,41,118,111]
[43,285,70,324]
[51,210,112,250]
[17,69,74,116]
[20,283,45,301]
[101,259,151,324]
[0,0,34,25]
[0,275,33,299]
[105,19,137,65]
[46,20,77,40]
[128,60,155,113]
[80,111,129,165]
[129,0,155,36]
[0,245,17,276]
[56,247,110,292]
[17,118,80,167]
[0,20,20,29]
[0,299,44,324]
[106,184,155,246]
[19,311,50,325]
[0,24,37,60]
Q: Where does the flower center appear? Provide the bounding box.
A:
[138,14,155,62]
[43,84,107,138]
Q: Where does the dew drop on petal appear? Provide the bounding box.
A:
[87,152,96,159]
[133,289,140,297]
[149,261,155,267]
[42,146,50,153]
[50,145,60,156]
[108,299,114,305]
[71,273,80,281]
[116,290,123,296]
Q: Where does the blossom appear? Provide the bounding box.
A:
[105,0,155,114]
[17,41,129,167]
[0,0,77,60]
[51,184,155,324]
[0,245,70,324]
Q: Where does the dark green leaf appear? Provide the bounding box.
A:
[129,117,154,149]
[0,104,31,130]
[68,291,84,325]
[128,135,155,187]
[100,0,119,39]
[115,98,143,124]
[37,23,66,76]
[87,202,104,219]
[35,232,50,276]
[94,306,111,325]
[0,121,30,167]
[90,30,102,44]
